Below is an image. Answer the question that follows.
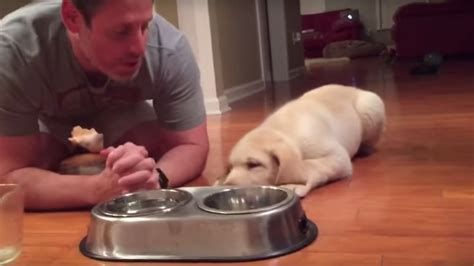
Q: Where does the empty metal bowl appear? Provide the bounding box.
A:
[97,189,192,217]
[80,186,317,262]
[198,186,292,214]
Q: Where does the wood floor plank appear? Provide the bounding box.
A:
[443,188,474,199]
[357,207,474,237]
[53,250,383,266]
[382,256,474,266]
[10,247,71,266]
[312,236,474,260]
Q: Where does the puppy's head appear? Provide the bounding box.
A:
[215,128,303,186]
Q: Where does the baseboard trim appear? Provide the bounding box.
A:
[205,79,266,114]
[204,95,231,115]
[225,80,265,103]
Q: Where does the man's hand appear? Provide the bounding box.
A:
[92,167,123,202]
[101,142,159,193]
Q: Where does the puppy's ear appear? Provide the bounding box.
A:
[269,141,306,185]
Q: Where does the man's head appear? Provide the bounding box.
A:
[61,0,154,81]
[69,0,104,27]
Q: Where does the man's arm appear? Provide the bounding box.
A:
[154,121,209,187]
[0,135,121,210]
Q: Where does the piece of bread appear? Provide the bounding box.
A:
[68,126,104,153]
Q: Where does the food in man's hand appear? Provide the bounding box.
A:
[68,126,104,153]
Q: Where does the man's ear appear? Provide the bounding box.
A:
[269,141,306,185]
[61,0,83,33]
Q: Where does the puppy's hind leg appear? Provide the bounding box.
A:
[283,147,352,197]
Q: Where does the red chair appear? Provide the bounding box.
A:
[391,0,474,58]
[301,9,364,58]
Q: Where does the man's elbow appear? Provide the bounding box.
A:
[0,167,23,184]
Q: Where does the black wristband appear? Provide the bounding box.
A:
[156,168,169,189]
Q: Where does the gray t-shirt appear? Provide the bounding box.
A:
[0,0,205,137]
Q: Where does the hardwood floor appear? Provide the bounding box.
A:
[199,57,474,265]
[13,57,473,266]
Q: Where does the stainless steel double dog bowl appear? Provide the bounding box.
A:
[80,186,318,262]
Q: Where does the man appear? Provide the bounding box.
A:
[0,0,209,210]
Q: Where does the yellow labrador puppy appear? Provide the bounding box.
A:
[215,84,385,197]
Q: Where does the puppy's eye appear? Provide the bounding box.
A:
[246,160,262,169]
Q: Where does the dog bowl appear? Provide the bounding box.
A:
[198,186,292,214]
[97,189,192,217]
[80,186,318,262]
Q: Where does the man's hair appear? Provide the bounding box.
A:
[70,0,105,26]
[70,0,155,27]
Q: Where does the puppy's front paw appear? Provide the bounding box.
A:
[213,177,225,186]
[280,184,309,198]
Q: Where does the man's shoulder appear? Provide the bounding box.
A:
[0,0,63,55]
[145,13,197,81]
[147,13,187,55]
[0,1,64,109]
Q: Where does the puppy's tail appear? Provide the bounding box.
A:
[354,90,386,147]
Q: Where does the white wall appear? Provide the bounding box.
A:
[177,0,230,115]
[300,0,325,15]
